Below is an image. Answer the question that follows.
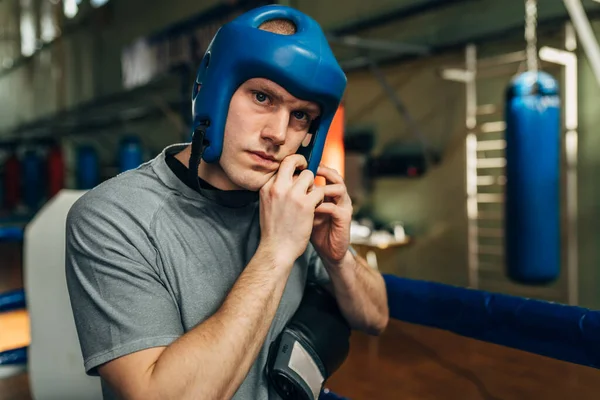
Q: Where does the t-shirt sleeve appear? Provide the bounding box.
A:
[65,194,183,376]
[306,243,331,286]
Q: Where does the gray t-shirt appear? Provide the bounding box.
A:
[65,143,330,399]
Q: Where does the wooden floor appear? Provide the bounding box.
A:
[2,242,600,400]
[326,319,600,399]
[0,242,23,293]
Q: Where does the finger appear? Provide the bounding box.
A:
[292,169,315,194]
[316,165,344,185]
[259,169,277,195]
[314,202,338,215]
[275,154,308,186]
[307,186,325,208]
[322,183,347,203]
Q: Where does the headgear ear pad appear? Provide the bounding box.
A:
[191,5,347,174]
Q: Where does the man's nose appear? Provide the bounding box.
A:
[261,111,289,145]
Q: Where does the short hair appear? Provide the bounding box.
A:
[258,18,297,35]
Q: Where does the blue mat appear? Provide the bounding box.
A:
[0,226,24,242]
[0,289,25,313]
[0,347,27,366]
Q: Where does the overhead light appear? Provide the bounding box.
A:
[19,0,36,57]
[63,0,78,19]
[91,0,110,7]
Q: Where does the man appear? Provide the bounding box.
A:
[66,5,389,400]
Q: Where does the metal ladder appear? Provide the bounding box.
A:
[455,44,511,291]
[456,44,575,303]
[466,110,507,290]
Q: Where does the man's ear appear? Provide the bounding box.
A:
[301,132,313,148]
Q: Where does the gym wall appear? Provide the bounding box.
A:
[344,53,469,287]
[340,24,589,306]
[0,0,226,180]
[577,19,600,309]
[1,0,600,308]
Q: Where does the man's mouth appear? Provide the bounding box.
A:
[248,151,279,168]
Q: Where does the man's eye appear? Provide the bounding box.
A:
[293,111,308,120]
[255,92,268,102]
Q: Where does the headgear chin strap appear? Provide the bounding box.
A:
[188,5,347,190]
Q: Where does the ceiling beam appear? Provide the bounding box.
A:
[327,34,430,55]
[342,8,600,73]
[329,0,478,36]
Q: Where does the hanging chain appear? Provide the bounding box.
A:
[525,0,538,73]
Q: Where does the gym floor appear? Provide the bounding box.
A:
[1,242,600,400]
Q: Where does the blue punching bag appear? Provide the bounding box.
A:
[119,136,143,173]
[505,71,561,284]
[77,145,99,190]
[22,149,43,211]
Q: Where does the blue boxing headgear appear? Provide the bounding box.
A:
[188,5,347,187]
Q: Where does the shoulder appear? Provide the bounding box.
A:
[67,164,174,236]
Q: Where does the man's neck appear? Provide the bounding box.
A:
[174,145,241,191]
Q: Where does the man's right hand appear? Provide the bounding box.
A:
[259,154,325,267]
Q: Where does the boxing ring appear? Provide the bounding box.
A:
[320,274,600,399]
[0,194,598,398]
[2,269,599,398]
[0,288,28,377]
[0,225,28,375]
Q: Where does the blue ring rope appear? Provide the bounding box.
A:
[383,274,600,369]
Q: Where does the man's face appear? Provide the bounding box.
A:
[217,77,321,191]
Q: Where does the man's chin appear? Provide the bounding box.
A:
[234,170,276,192]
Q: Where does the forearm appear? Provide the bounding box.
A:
[324,249,389,335]
[148,246,291,400]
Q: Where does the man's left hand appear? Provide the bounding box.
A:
[310,165,353,266]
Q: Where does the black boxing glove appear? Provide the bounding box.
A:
[266,283,351,400]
